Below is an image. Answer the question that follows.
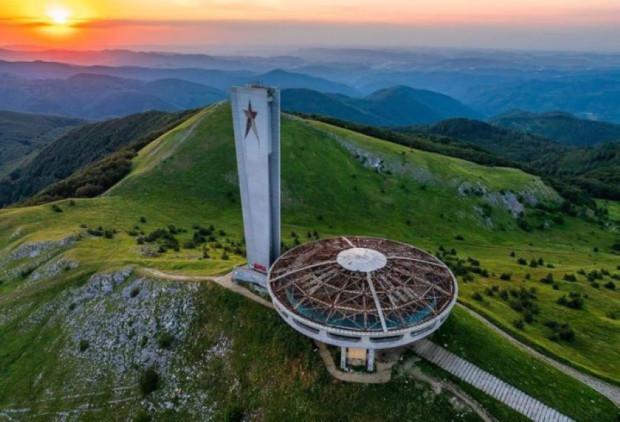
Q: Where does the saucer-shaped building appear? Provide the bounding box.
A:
[267,236,458,370]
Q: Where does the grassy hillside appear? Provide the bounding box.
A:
[282,86,480,126]
[491,110,620,146]
[401,118,620,200]
[0,110,84,178]
[0,109,197,207]
[0,104,618,420]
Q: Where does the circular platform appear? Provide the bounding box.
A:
[267,236,458,349]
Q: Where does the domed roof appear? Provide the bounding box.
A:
[268,236,457,333]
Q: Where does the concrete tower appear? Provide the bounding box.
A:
[230,86,281,285]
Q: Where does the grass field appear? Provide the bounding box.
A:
[0,103,618,419]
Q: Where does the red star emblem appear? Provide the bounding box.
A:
[243,101,259,142]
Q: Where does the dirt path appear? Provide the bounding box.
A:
[412,340,573,422]
[138,268,275,310]
[457,303,620,407]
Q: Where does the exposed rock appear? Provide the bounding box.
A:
[500,192,524,217]
[339,140,387,173]
[334,136,437,184]
[2,235,76,263]
[26,268,217,419]
[27,258,78,282]
[458,182,488,198]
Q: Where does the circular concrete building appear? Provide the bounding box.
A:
[267,236,458,370]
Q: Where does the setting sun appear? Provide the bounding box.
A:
[47,4,72,25]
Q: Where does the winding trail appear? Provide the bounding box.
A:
[456,304,620,407]
[411,340,573,422]
[138,268,274,309]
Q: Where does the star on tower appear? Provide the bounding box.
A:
[244,101,259,143]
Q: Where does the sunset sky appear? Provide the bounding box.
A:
[1,0,619,52]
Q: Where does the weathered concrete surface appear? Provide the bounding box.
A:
[411,339,574,422]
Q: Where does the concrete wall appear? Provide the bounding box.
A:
[230,86,281,273]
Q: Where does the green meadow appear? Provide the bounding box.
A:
[0,103,618,419]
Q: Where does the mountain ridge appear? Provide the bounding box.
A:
[0,110,85,178]
[490,110,620,146]
[282,86,480,126]
[399,118,620,200]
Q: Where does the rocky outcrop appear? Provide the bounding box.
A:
[6,236,76,261]
[0,235,77,282]
[27,258,78,282]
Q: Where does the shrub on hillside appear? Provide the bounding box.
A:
[557,292,584,310]
[139,367,160,395]
[157,332,174,349]
[544,321,576,342]
[540,273,554,284]
[79,339,89,352]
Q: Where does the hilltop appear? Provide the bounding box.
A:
[0,104,618,420]
[491,110,620,146]
[400,118,620,200]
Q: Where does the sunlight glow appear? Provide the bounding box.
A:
[47,4,72,25]
[0,0,617,50]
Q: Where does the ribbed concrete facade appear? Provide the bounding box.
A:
[230,86,281,278]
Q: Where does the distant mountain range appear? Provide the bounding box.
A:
[0,48,306,71]
[0,61,358,96]
[469,78,620,123]
[282,86,480,126]
[2,52,620,122]
[0,66,472,123]
[0,111,84,177]
[0,73,224,119]
[490,110,620,146]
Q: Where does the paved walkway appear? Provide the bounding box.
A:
[457,304,620,407]
[411,339,574,422]
[138,268,275,310]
